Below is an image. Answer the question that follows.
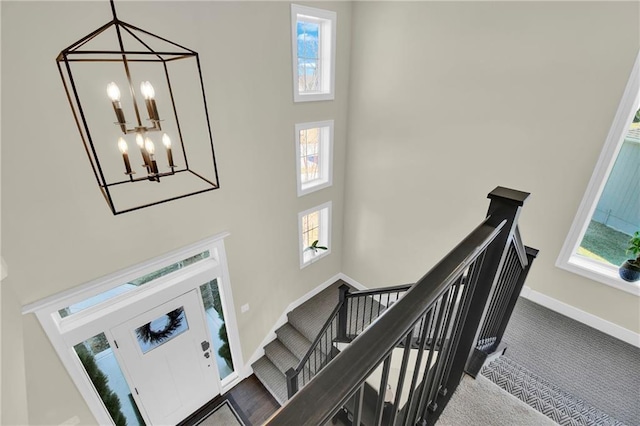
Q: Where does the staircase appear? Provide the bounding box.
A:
[252,280,347,404]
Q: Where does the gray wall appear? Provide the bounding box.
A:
[343,2,640,332]
[1,1,351,424]
[2,1,640,425]
[1,281,28,426]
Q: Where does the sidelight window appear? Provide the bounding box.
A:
[199,279,235,381]
[74,333,145,426]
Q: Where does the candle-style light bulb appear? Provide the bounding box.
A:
[140,81,155,100]
[107,82,121,101]
[145,138,155,155]
[107,82,126,132]
[162,133,175,169]
[141,81,160,125]
[117,137,133,175]
[162,133,171,148]
[145,137,159,177]
[136,132,151,169]
[118,137,128,154]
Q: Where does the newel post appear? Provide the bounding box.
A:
[286,367,298,398]
[445,187,530,390]
[337,284,351,342]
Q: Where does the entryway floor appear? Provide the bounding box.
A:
[178,375,280,426]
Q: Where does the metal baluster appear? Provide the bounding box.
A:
[332,317,335,356]
[347,297,353,338]
[481,245,516,342]
[425,282,464,409]
[355,297,362,336]
[415,296,448,421]
[374,355,392,426]
[352,385,364,426]
[439,255,484,394]
[302,364,306,387]
[314,346,318,376]
[425,288,454,412]
[434,277,464,396]
[388,332,415,426]
[403,310,434,426]
[369,295,375,327]
[489,248,521,340]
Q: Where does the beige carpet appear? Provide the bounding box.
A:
[438,374,556,426]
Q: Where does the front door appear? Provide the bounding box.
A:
[111,289,219,425]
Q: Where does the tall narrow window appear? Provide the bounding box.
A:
[291,4,336,102]
[199,279,235,382]
[299,202,332,268]
[296,120,333,196]
[557,52,640,295]
[74,334,145,426]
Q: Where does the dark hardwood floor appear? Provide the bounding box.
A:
[179,375,281,426]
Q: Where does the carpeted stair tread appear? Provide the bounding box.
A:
[264,339,300,375]
[252,356,287,406]
[482,356,627,426]
[287,281,345,342]
[276,323,312,360]
[503,298,640,425]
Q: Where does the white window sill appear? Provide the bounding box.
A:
[294,92,334,103]
[558,254,640,296]
[301,250,330,269]
[299,179,331,196]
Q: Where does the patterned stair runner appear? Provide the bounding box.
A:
[481,356,627,426]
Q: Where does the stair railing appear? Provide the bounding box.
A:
[267,187,532,426]
[466,227,540,376]
[286,284,412,397]
[339,284,413,342]
[285,300,341,397]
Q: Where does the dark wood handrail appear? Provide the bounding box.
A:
[267,217,506,425]
[347,283,413,297]
[292,301,343,375]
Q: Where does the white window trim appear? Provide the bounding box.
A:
[299,201,332,268]
[556,50,640,297]
[291,4,336,102]
[295,120,334,196]
[22,232,245,425]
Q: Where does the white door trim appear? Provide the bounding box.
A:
[24,233,244,425]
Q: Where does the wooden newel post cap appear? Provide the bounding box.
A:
[487,186,530,206]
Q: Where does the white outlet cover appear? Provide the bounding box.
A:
[241,303,250,313]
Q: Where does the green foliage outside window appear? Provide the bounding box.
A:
[218,325,233,369]
[75,345,127,426]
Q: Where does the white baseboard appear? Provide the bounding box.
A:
[336,273,368,291]
[520,286,640,348]
[244,273,356,372]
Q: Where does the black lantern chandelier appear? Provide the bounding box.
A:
[57,0,219,215]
